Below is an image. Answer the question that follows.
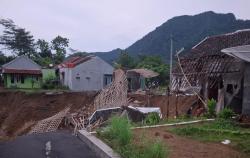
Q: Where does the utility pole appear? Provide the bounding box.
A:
[169,34,173,90]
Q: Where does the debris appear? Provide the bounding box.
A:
[93,69,128,110]
[29,107,70,134]
[221,139,231,145]
[45,141,52,158]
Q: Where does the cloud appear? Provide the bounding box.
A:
[0,0,250,53]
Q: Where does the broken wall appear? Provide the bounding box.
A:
[243,62,250,115]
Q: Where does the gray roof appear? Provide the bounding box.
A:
[221,45,250,62]
[2,55,41,70]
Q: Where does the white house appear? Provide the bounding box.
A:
[58,55,114,91]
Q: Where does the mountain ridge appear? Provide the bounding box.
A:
[94,11,250,64]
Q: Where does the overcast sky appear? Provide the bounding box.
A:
[0,0,250,53]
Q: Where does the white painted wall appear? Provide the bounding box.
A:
[60,56,114,91]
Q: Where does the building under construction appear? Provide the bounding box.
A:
[172,29,250,115]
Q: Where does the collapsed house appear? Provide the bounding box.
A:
[127,68,159,92]
[172,29,250,115]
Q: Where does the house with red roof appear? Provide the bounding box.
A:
[57,55,114,91]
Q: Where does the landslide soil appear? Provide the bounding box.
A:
[0,91,96,139]
[128,94,201,118]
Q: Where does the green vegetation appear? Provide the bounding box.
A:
[97,116,168,158]
[137,56,169,85]
[116,51,136,69]
[145,112,160,125]
[205,98,217,118]
[116,53,169,85]
[218,108,234,119]
[170,119,250,155]
[42,73,57,89]
[0,19,69,67]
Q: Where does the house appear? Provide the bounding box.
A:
[172,29,250,115]
[58,55,114,91]
[126,68,159,92]
[221,45,250,115]
[1,55,42,89]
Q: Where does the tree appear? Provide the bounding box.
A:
[137,56,169,85]
[36,39,52,58]
[116,52,136,69]
[0,19,35,57]
[0,52,14,66]
[51,36,69,64]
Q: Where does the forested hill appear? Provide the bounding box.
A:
[95,11,250,63]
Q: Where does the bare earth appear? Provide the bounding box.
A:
[134,127,246,158]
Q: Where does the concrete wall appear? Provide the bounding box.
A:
[242,62,250,115]
[60,56,114,91]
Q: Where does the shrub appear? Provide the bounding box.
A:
[206,98,216,118]
[42,74,57,89]
[145,112,160,125]
[218,108,234,119]
[144,140,167,158]
[100,116,168,158]
[108,116,132,146]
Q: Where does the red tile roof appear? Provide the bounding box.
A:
[58,56,93,68]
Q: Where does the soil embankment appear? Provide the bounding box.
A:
[0,91,96,139]
[128,94,201,118]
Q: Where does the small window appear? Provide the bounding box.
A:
[104,74,112,86]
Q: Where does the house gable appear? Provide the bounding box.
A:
[2,55,41,70]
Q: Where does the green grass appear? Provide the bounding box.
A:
[131,116,205,127]
[97,116,168,158]
[170,119,250,155]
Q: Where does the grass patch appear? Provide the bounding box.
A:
[97,116,168,158]
[170,119,250,155]
[131,116,205,127]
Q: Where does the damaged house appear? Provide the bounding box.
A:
[172,29,250,115]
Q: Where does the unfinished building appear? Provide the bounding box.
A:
[172,29,250,115]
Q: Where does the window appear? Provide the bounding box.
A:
[226,84,233,94]
[16,75,21,83]
[104,74,112,86]
[11,74,14,83]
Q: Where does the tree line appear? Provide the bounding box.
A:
[0,19,69,67]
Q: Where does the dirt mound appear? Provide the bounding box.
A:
[128,94,201,118]
[0,91,96,139]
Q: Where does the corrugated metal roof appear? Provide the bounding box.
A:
[127,69,159,78]
[221,45,250,62]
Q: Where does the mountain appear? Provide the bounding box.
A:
[95,11,250,63]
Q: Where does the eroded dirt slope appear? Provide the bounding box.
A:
[0,91,96,139]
